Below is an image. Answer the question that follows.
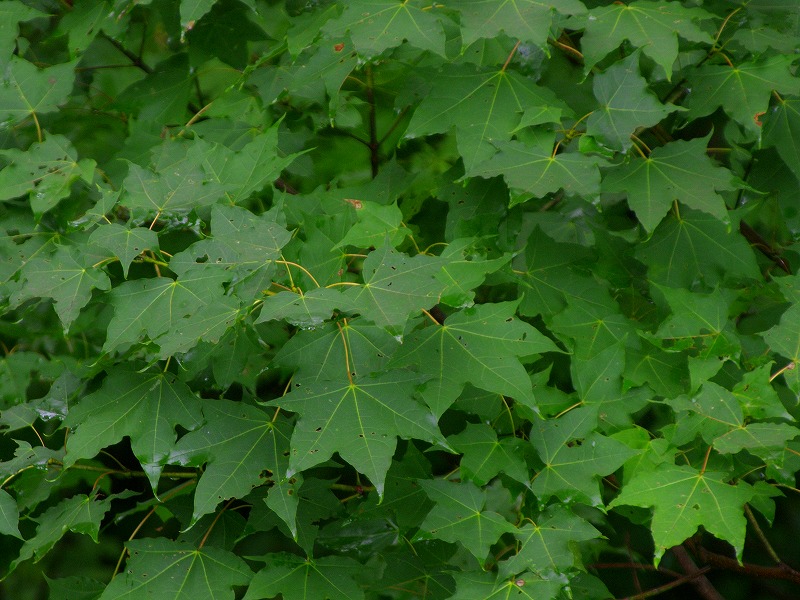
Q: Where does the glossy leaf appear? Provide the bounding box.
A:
[243,553,363,600]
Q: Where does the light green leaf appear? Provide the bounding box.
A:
[99,538,253,600]
[89,223,159,278]
[64,370,203,492]
[602,136,738,232]
[322,0,448,58]
[436,238,511,309]
[275,371,444,496]
[762,303,800,394]
[168,402,292,523]
[610,464,754,563]
[529,406,637,507]
[256,288,345,328]
[454,0,586,47]
[0,2,44,68]
[587,53,683,153]
[0,57,76,126]
[577,0,714,79]
[685,55,800,137]
[416,479,517,561]
[11,244,111,331]
[243,553,363,600]
[0,135,96,216]
[180,0,215,31]
[390,301,559,417]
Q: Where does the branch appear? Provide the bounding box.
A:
[688,540,800,586]
[672,545,725,600]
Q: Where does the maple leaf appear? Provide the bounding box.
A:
[610,464,755,563]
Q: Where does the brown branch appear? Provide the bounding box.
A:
[620,565,714,600]
[100,33,152,74]
[672,545,725,600]
[689,540,800,586]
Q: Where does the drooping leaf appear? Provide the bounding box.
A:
[167,401,292,523]
[587,53,683,153]
[390,301,559,417]
[416,479,517,561]
[275,371,445,496]
[761,303,800,394]
[63,370,203,491]
[0,488,22,538]
[256,288,346,329]
[601,136,739,232]
[99,538,253,600]
[762,96,800,179]
[610,464,755,563]
[9,493,113,574]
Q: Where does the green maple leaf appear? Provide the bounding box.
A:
[103,264,239,357]
[390,301,559,417]
[274,319,399,384]
[99,538,253,600]
[0,2,44,69]
[587,53,684,153]
[515,229,595,318]
[405,65,566,173]
[498,505,600,578]
[168,401,292,523]
[636,206,760,288]
[624,339,689,398]
[610,464,755,563]
[684,55,800,137]
[448,423,531,486]
[0,57,76,127]
[342,243,447,332]
[335,201,410,249]
[121,161,224,221]
[530,406,637,507]
[732,364,792,421]
[763,96,800,182]
[274,371,445,496]
[169,203,292,300]
[436,238,511,308]
[11,243,111,331]
[322,0,448,58]
[180,0,215,32]
[243,553,364,600]
[0,135,96,216]
[9,493,113,575]
[416,479,516,561]
[449,571,562,600]
[577,0,714,79]
[63,370,203,491]
[89,223,159,278]
[550,292,637,359]
[472,133,602,201]
[256,288,345,329]
[454,0,586,47]
[191,127,297,204]
[602,136,739,232]
[0,489,21,539]
[762,303,800,394]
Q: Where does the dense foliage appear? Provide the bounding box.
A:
[1,0,800,598]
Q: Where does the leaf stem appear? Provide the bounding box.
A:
[276,259,320,288]
[198,498,235,549]
[501,40,521,72]
[336,319,354,385]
